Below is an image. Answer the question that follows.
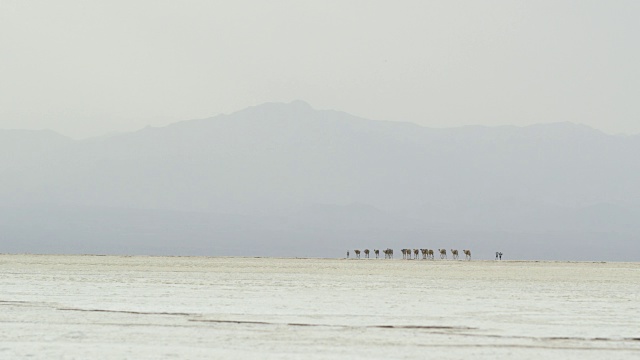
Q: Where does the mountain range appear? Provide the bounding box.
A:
[1,101,639,260]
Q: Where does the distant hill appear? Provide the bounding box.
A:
[1,101,639,260]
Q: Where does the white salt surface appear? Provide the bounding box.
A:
[0,255,639,359]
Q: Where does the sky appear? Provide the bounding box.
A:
[1,0,639,139]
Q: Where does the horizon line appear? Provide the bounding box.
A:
[1,100,637,140]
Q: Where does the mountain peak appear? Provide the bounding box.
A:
[243,100,314,114]
[288,99,313,109]
[223,100,319,124]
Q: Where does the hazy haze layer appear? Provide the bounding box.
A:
[1,101,638,260]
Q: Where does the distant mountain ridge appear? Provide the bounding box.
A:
[1,101,639,260]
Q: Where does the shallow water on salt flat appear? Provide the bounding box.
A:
[1,254,639,359]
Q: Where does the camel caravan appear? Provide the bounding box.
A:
[348,248,470,260]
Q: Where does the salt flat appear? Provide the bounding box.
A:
[0,255,639,359]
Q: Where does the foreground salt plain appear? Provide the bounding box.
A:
[0,255,639,359]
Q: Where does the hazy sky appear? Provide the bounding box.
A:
[1,0,638,138]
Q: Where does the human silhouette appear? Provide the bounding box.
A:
[347,251,349,258]
[499,252,503,260]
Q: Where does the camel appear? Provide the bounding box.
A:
[384,248,393,259]
[421,249,428,260]
[413,249,419,260]
[364,249,370,259]
[438,249,447,259]
[374,249,380,259]
[354,250,361,259]
[463,249,471,260]
[451,249,459,260]
[428,249,434,260]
